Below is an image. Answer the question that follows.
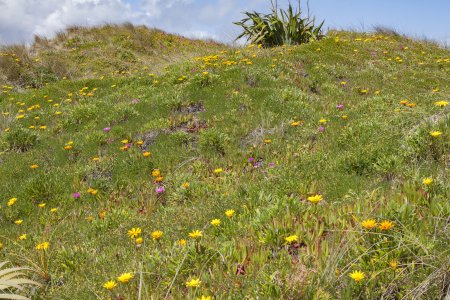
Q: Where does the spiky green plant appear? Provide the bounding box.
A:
[234,0,324,47]
[0,261,42,300]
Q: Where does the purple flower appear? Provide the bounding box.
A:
[318,126,326,132]
[103,127,111,133]
[248,157,255,162]
[156,186,165,194]
[72,192,80,199]
[336,104,344,110]
[126,143,132,148]
[269,162,275,168]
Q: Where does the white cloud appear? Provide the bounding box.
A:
[0,0,268,45]
[0,0,140,44]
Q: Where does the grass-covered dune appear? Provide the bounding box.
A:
[0,23,225,89]
[0,28,449,299]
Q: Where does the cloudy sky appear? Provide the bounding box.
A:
[0,0,449,46]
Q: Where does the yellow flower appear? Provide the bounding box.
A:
[103,280,117,290]
[185,278,201,288]
[151,230,163,241]
[188,230,203,239]
[0,241,3,250]
[181,182,190,189]
[263,139,272,144]
[136,140,144,146]
[435,101,448,107]
[389,260,398,270]
[291,121,302,127]
[14,220,23,225]
[178,239,187,246]
[340,81,347,85]
[135,237,143,245]
[361,219,377,229]
[422,177,433,186]
[349,270,365,282]
[36,242,49,250]
[211,219,221,226]
[379,220,395,230]
[307,194,323,204]
[152,169,161,177]
[38,203,46,208]
[92,157,100,162]
[225,209,235,218]
[143,151,151,157]
[214,168,223,174]
[87,188,98,195]
[429,131,442,138]
[64,145,73,150]
[197,296,211,300]
[7,198,17,206]
[96,209,105,219]
[30,164,39,169]
[117,272,134,283]
[128,228,142,238]
[319,118,327,124]
[121,139,129,144]
[285,235,298,244]
[50,208,58,213]
[341,115,348,120]
[19,234,27,240]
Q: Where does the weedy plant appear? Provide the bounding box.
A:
[0,261,42,300]
[234,0,324,47]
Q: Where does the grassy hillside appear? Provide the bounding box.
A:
[0,23,225,88]
[0,29,449,299]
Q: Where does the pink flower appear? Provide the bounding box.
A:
[104,127,111,133]
[72,192,80,199]
[318,126,326,132]
[336,104,344,110]
[156,186,165,194]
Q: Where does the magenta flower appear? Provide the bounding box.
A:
[156,186,165,194]
[248,157,255,162]
[336,104,344,110]
[318,126,326,132]
[103,127,111,133]
[72,192,80,199]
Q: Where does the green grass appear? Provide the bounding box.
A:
[0,29,449,299]
[0,23,225,88]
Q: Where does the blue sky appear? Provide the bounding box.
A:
[305,0,450,44]
[0,0,449,45]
